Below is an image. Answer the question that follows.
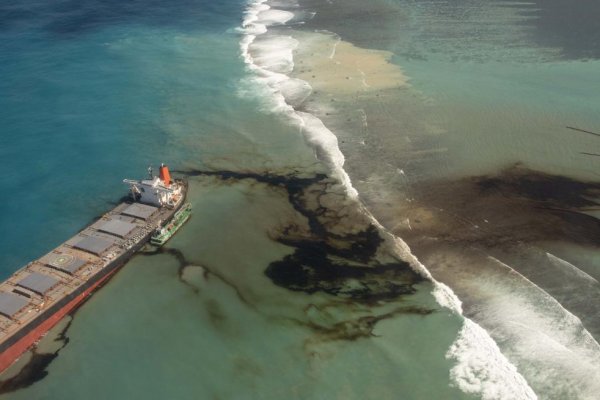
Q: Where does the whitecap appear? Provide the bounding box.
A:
[256,9,295,26]
[447,319,538,400]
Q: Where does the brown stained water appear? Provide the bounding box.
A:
[0,176,469,399]
[282,0,600,398]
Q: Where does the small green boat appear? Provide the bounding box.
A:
[150,203,192,246]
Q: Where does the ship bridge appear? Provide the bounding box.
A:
[123,164,182,207]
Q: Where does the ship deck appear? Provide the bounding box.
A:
[0,201,178,345]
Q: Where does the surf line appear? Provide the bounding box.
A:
[545,252,599,285]
[238,1,537,398]
[239,0,357,198]
[487,255,600,348]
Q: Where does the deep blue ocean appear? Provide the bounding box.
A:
[0,0,245,277]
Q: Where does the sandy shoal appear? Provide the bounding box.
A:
[292,30,408,96]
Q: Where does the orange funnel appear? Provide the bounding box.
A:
[159,164,171,187]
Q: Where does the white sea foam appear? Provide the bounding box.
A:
[488,256,600,354]
[433,281,463,314]
[276,78,312,106]
[546,252,599,285]
[489,257,600,350]
[328,32,341,59]
[295,111,357,196]
[447,319,537,400]
[249,36,298,73]
[239,0,357,197]
[257,9,295,26]
[372,219,537,399]
[469,256,600,399]
[238,2,536,398]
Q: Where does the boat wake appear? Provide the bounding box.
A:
[237,1,538,399]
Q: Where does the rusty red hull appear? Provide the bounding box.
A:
[0,269,117,373]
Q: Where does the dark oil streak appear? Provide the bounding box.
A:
[174,169,330,237]
[296,306,434,343]
[152,168,425,348]
[567,126,600,137]
[533,205,596,215]
[0,244,194,394]
[0,318,74,394]
[177,169,382,256]
[403,164,600,275]
[220,174,416,297]
[177,169,422,302]
[0,170,323,393]
[0,256,135,394]
[140,246,256,310]
[476,164,600,209]
[265,246,421,303]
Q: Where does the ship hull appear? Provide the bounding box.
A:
[0,191,186,374]
[0,268,117,372]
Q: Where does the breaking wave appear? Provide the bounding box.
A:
[447,319,537,400]
[239,0,356,197]
[375,221,538,399]
[482,256,600,399]
[546,252,599,285]
[237,1,537,398]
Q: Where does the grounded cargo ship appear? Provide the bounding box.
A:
[0,164,187,373]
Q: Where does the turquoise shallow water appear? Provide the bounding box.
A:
[0,0,247,277]
[2,0,600,398]
[0,0,477,398]
[394,57,600,180]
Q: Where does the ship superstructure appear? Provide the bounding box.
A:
[124,163,183,207]
[0,164,186,374]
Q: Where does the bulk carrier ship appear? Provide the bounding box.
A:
[0,163,187,373]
